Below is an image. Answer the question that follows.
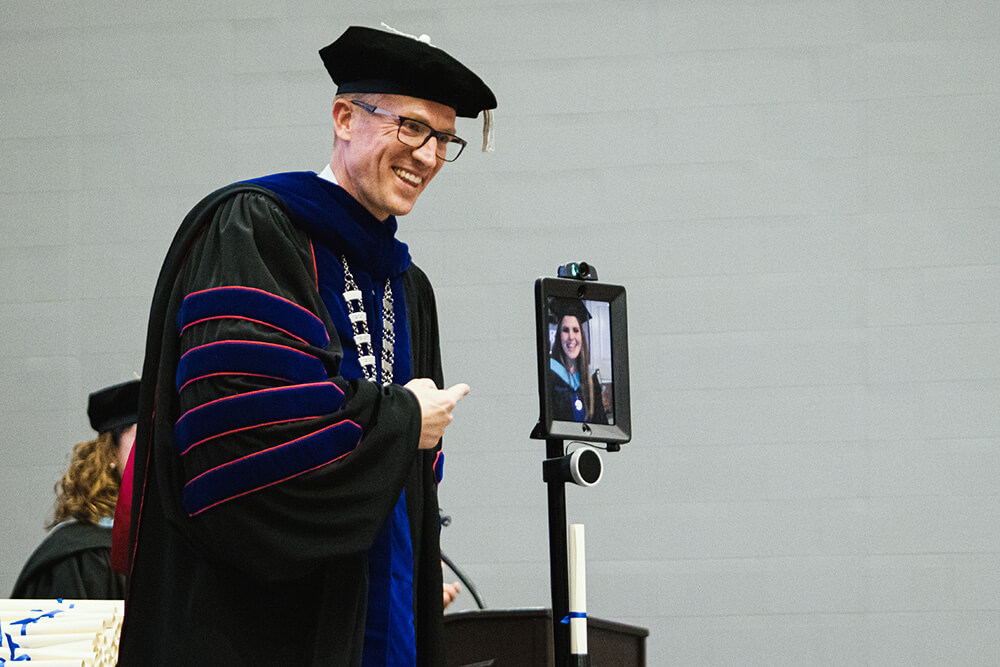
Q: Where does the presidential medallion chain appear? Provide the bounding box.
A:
[340,256,393,386]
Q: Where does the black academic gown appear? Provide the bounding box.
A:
[11,521,126,600]
[548,365,607,425]
[118,182,445,666]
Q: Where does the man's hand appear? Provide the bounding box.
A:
[403,379,469,450]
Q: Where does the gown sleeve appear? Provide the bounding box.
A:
[151,190,422,581]
[547,366,574,422]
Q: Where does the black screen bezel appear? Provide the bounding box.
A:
[533,277,631,445]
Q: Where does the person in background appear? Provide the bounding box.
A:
[11,379,139,599]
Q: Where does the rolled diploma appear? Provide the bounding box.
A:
[0,599,122,614]
[9,631,100,648]
[568,523,587,655]
[8,641,95,658]
[1,616,110,635]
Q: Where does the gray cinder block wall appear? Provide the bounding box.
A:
[2,2,998,664]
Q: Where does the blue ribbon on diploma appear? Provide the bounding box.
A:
[560,611,587,624]
[3,631,30,661]
[9,609,62,635]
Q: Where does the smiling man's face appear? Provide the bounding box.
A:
[333,94,456,221]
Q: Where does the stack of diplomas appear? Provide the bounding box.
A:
[0,599,123,666]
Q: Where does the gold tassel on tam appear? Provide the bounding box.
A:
[482,108,495,153]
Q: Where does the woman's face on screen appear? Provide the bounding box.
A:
[560,315,583,363]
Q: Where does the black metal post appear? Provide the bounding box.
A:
[545,437,570,667]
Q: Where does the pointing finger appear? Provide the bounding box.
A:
[445,383,470,401]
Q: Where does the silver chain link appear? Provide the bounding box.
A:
[340,255,393,386]
[382,282,395,383]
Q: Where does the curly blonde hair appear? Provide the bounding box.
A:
[50,430,123,527]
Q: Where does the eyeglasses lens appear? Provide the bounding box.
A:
[396,121,463,161]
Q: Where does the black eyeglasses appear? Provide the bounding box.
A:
[351,100,467,162]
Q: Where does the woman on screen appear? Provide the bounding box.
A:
[548,300,607,424]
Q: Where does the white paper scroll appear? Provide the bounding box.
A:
[568,523,588,656]
[0,599,123,666]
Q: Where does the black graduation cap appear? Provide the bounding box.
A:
[87,379,140,434]
[319,25,497,149]
[548,297,592,327]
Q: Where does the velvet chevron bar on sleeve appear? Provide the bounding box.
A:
[182,419,363,516]
[174,382,346,455]
[177,340,328,392]
[178,285,331,347]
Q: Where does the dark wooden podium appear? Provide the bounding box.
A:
[443,608,648,667]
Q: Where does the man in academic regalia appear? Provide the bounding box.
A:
[115,25,496,666]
